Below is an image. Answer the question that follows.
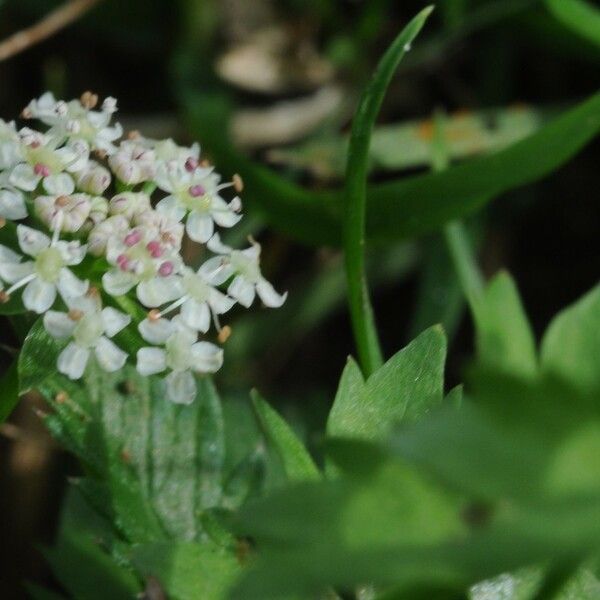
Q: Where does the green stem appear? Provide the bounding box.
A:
[431,111,485,307]
[343,7,434,376]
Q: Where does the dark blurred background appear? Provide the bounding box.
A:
[0,0,598,596]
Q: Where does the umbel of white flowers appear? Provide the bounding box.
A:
[0,92,286,404]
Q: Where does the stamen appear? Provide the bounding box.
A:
[156,295,188,319]
[127,130,141,140]
[0,217,6,229]
[218,325,232,343]
[21,107,32,119]
[124,230,142,247]
[55,391,69,404]
[232,173,244,193]
[5,273,36,296]
[0,291,9,303]
[80,91,99,109]
[158,261,174,277]
[185,157,198,172]
[189,184,205,198]
[55,195,70,207]
[147,309,161,322]
[34,163,50,177]
[68,309,84,321]
[146,240,163,258]
[51,211,64,245]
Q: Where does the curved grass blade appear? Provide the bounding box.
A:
[344,6,434,375]
[546,0,600,48]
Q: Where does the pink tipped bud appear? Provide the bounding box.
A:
[146,240,164,258]
[188,184,205,198]
[34,163,50,177]
[158,261,174,277]
[185,157,198,172]
[124,229,142,247]
[116,254,130,271]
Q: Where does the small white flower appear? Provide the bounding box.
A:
[44,295,130,379]
[102,225,183,307]
[109,140,156,184]
[8,129,87,195]
[24,92,122,155]
[136,317,223,404]
[88,214,129,256]
[134,209,184,253]
[0,223,88,313]
[155,162,242,243]
[34,194,91,233]
[144,266,235,333]
[75,160,111,195]
[108,191,151,222]
[86,195,109,228]
[201,234,287,308]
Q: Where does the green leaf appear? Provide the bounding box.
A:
[343,5,433,375]
[36,360,226,543]
[43,528,140,600]
[251,390,320,483]
[472,271,538,378]
[131,542,240,600]
[540,283,600,392]
[18,317,63,393]
[327,326,446,441]
[189,92,600,247]
[546,0,600,48]
[0,358,20,423]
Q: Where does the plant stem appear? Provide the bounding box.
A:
[343,7,434,376]
[431,111,485,307]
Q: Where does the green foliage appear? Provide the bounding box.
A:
[0,359,19,423]
[188,91,600,247]
[251,390,320,483]
[327,326,446,441]
[546,0,600,48]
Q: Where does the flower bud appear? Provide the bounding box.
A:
[35,194,91,233]
[109,192,151,221]
[76,160,111,195]
[88,215,129,256]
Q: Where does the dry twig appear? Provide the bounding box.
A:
[0,0,102,62]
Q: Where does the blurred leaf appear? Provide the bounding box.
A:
[546,0,600,48]
[0,358,19,423]
[472,271,538,378]
[540,283,600,392]
[24,584,68,600]
[18,317,62,393]
[251,390,320,483]
[327,326,446,441]
[131,541,240,600]
[268,106,544,180]
[43,527,140,600]
[189,91,600,246]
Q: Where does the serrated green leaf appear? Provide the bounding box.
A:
[327,326,446,441]
[540,283,600,392]
[546,0,600,48]
[472,271,538,378]
[251,390,320,483]
[131,542,240,600]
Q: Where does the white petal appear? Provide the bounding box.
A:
[23,278,56,313]
[0,260,34,283]
[102,269,137,296]
[136,347,167,375]
[43,311,76,338]
[94,336,127,372]
[165,370,196,405]
[155,196,186,221]
[9,164,39,191]
[208,289,236,314]
[256,278,288,308]
[186,212,214,243]
[198,256,235,286]
[191,341,223,373]
[57,342,90,380]
[180,299,211,333]
[56,241,87,265]
[43,173,75,196]
[136,277,181,308]
[207,233,233,255]
[17,225,50,256]
[138,317,174,344]
[228,275,255,307]
[101,307,131,337]
[57,268,88,300]
[0,189,27,220]
[0,244,22,264]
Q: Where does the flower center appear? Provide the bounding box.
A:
[166,335,191,371]
[230,251,260,282]
[73,313,104,348]
[35,247,64,282]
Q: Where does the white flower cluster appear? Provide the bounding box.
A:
[0,92,286,404]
